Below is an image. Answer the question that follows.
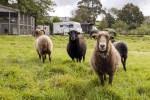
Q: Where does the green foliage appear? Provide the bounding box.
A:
[129,24,150,35]
[0,35,150,99]
[105,13,115,28]
[108,7,119,18]
[112,20,128,34]
[72,0,102,24]
[99,19,108,30]
[0,0,55,19]
[0,0,8,6]
[53,17,62,22]
[118,3,144,29]
[37,20,45,25]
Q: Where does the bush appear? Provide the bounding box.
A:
[129,24,150,35]
[128,23,139,30]
[98,19,108,30]
[37,20,45,25]
[112,20,128,34]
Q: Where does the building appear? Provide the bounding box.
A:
[81,23,98,34]
[0,4,35,35]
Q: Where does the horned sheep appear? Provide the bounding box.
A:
[90,31,121,86]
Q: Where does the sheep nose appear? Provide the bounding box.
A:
[100,44,105,48]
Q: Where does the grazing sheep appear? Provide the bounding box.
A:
[90,31,121,86]
[113,42,128,71]
[67,30,87,62]
[34,29,53,63]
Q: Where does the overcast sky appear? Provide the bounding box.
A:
[50,0,150,20]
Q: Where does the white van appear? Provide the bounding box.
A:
[53,22,83,35]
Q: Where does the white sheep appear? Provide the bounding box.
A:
[34,29,53,63]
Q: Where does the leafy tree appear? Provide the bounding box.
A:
[37,20,45,25]
[105,13,115,28]
[99,19,108,30]
[112,20,128,31]
[53,17,62,22]
[0,0,55,19]
[72,0,102,24]
[118,3,144,29]
[108,7,119,19]
[0,0,9,5]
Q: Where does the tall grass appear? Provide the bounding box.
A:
[0,35,150,99]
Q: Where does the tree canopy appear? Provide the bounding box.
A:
[118,3,144,27]
[0,0,55,19]
[72,0,102,24]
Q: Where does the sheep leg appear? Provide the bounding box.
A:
[48,51,51,62]
[70,57,75,62]
[42,55,45,63]
[108,74,114,85]
[83,55,85,62]
[123,57,127,71]
[96,73,104,86]
[104,74,107,81]
[76,58,79,62]
[99,74,105,86]
[122,58,127,71]
[79,57,82,62]
[48,54,51,62]
[45,55,46,60]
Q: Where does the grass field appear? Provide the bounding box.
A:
[0,34,150,100]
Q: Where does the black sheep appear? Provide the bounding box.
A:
[113,42,128,71]
[67,30,87,62]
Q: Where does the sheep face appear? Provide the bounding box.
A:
[92,31,110,52]
[68,30,80,41]
[34,29,45,38]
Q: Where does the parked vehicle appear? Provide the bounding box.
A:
[53,22,83,35]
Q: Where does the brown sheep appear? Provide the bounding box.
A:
[90,31,121,86]
[34,29,53,63]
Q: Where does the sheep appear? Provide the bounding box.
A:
[34,29,53,63]
[90,31,121,86]
[67,30,87,62]
[113,41,128,71]
[109,33,128,71]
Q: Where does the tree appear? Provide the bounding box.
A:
[108,7,119,19]
[72,0,102,24]
[52,17,62,22]
[0,0,55,19]
[99,19,108,30]
[112,20,128,33]
[0,0,9,6]
[105,13,115,28]
[118,3,144,29]
[37,20,45,25]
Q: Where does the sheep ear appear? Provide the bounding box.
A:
[91,34,98,39]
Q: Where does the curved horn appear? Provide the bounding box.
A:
[41,30,45,35]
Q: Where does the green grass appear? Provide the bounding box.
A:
[0,34,150,100]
